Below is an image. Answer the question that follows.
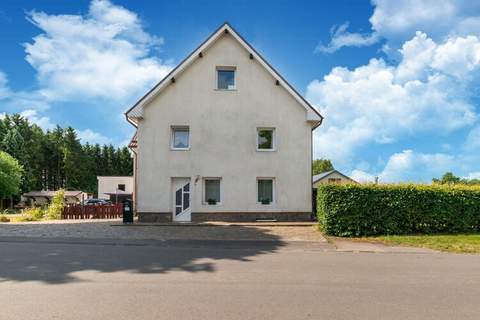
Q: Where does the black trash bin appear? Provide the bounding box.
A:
[123,199,133,223]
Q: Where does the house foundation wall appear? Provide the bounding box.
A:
[137,212,312,222]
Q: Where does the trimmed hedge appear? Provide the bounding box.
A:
[317,184,480,236]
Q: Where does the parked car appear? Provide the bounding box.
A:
[82,199,112,206]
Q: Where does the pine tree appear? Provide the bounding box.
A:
[63,127,85,190]
[0,113,134,198]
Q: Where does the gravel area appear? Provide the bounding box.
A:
[0,219,326,242]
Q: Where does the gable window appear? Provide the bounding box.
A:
[328,178,341,184]
[171,126,190,150]
[217,67,236,90]
[204,178,221,205]
[117,184,126,191]
[257,178,274,205]
[257,128,275,151]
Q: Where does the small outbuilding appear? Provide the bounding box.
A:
[312,170,357,188]
[97,176,134,204]
[22,190,89,207]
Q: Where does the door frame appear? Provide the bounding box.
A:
[171,177,192,222]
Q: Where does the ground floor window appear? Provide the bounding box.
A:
[257,178,274,205]
[204,178,221,205]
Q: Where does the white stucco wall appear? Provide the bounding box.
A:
[136,33,314,214]
[97,176,134,199]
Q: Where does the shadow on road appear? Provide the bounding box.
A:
[0,225,285,284]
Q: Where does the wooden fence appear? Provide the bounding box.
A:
[61,204,123,219]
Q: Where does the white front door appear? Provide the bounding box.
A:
[172,178,191,222]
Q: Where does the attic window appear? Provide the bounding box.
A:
[217,67,236,90]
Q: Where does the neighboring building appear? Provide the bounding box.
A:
[97,176,134,203]
[126,23,323,222]
[312,170,357,188]
[22,190,89,207]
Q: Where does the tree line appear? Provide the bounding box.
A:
[432,172,480,186]
[0,113,133,197]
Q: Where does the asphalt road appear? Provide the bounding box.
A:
[1,238,480,320]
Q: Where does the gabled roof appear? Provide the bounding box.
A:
[312,170,357,184]
[23,190,84,198]
[125,22,323,127]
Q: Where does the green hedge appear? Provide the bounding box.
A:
[317,184,480,236]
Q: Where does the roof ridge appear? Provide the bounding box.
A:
[125,22,323,127]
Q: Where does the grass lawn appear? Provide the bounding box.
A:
[373,234,480,254]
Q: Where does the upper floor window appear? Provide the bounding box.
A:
[171,126,190,150]
[117,184,126,191]
[217,67,236,90]
[257,128,275,151]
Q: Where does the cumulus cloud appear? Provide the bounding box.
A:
[23,0,172,102]
[1,0,171,147]
[378,150,455,182]
[320,0,480,53]
[308,32,479,164]
[351,150,456,183]
[77,129,112,145]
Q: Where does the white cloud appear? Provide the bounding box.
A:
[320,0,480,53]
[0,71,11,100]
[23,0,172,103]
[316,22,380,53]
[465,172,480,180]
[77,129,112,145]
[19,109,54,130]
[378,150,455,183]
[464,125,480,151]
[350,169,376,183]
[308,32,479,164]
[351,150,455,183]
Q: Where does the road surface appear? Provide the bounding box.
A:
[1,237,479,320]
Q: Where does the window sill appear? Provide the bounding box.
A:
[170,147,190,151]
[256,148,276,152]
[214,88,237,91]
[257,202,275,206]
[203,203,222,206]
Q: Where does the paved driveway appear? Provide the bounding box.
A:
[1,238,480,320]
[0,220,326,241]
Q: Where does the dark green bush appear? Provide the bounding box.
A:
[317,184,480,236]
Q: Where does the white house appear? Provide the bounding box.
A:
[126,23,323,222]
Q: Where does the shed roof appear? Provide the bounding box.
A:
[23,190,84,198]
[312,170,357,184]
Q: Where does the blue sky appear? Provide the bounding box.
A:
[0,0,479,183]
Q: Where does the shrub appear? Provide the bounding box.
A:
[0,215,10,222]
[18,207,45,221]
[2,208,18,215]
[45,189,64,220]
[317,184,480,236]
